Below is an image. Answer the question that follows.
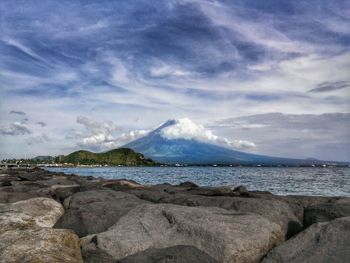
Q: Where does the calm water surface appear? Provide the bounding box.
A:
[46,167,350,197]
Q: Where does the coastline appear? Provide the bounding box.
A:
[45,166,350,197]
[1,167,349,262]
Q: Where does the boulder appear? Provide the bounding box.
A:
[281,195,337,208]
[138,193,303,239]
[36,178,80,186]
[0,197,64,234]
[18,173,47,181]
[54,189,149,237]
[178,181,198,188]
[102,179,145,189]
[5,180,47,192]
[142,184,235,197]
[117,245,218,263]
[81,203,283,263]
[262,216,350,263]
[0,228,83,263]
[186,186,236,196]
[304,198,350,226]
[126,188,169,203]
[82,242,116,263]
[233,185,248,193]
[0,191,43,203]
[1,180,12,186]
[50,184,82,202]
[279,195,340,221]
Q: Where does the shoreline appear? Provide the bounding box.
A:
[44,165,350,198]
[2,163,349,168]
[1,167,349,262]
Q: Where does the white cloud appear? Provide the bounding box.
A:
[105,57,133,85]
[161,118,256,150]
[75,116,120,150]
[74,116,150,151]
[81,129,150,150]
[1,0,348,161]
[74,117,256,152]
[119,130,150,143]
[0,121,31,136]
[213,113,350,161]
[2,38,46,63]
[190,0,313,54]
[77,116,119,134]
[78,20,108,32]
[150,64,190,77]
[26,134,50,145]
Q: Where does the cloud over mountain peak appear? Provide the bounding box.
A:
[160,118,256,150]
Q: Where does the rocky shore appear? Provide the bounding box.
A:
[0,168,349,263]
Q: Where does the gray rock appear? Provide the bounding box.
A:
[102,179,145,190]
[54,189,149,237]
[186,186,236,197]
[51,184,82,202]
[81,203,283,263]
[178,181,198,188]
[262,216,350,263]
[126,188,170,203]
[36,178,80,186]
[1,180,12,186]
[194,196,301,238]
[0,191,43,203]
[304,198,350,226]
[0,197,64,234]
[0,228,83,263]
[233,185,248,193]
[117,245,218,263]
[18,173,47,181]
[279,195,341,221]
[131,191,302,239]
[82,242,116,263]
[281,195,337,208]
[5,180,47,192]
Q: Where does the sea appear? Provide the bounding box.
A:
[46,166,350,197]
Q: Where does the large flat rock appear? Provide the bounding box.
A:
[128,188,302,238]
[81,203,283,263]
[262,216,350,263]
[0,197,64,234]
[54,189,150,237]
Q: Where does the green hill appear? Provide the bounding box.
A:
[61,148,157,166]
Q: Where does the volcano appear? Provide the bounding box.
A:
[124,119,336,166]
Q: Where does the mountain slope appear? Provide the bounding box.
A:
[124,120,338,165]
[62,148,156,166]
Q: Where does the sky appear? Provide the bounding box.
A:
[0,0,349,161]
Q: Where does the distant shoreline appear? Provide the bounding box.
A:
[2,163,349,169]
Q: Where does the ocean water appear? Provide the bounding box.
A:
[46,167,350,197]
